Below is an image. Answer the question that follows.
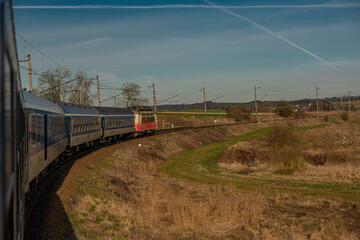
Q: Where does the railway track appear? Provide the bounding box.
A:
[24,115,327,239]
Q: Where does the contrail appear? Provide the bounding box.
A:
[13,3,360,9]
[203,0,337,70]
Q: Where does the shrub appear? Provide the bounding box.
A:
[341,112,349,121]
[268,126,305,174]
[294,110,306,119]
[272,147,305,175]
[276,100,294,118]
[324,115,329,122]
[226,105,251,122]
[268,126,298,147]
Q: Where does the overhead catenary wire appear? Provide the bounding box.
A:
[16,33,72,73]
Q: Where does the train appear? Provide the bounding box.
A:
[1,0,26,239]
[24,91,156,193]
[0,1,156,239]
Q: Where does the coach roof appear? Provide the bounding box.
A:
[23,91,65,115]
[56,102,100,115]
[94,106,134,116]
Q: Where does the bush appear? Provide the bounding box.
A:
[341,112,349,121]
[276,100,294,118]
[324,115,329,122]
[268,126,298,147]
[294,110,306,119]
[268,126,305,174]
[226,105,251,122]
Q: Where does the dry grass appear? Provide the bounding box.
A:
[43,116,360,239]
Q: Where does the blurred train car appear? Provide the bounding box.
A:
[132,107,156,136]
[23,91,66,193]
[0,0,26,239]
[56,102,101,152]
[94,106,135,142]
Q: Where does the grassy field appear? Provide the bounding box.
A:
[41,115,360,239]
[160,125,360,202]
[156,112,227,117]
[173,109,226,113]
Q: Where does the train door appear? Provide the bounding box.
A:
[101,117,105,136]
[44,115,47,161]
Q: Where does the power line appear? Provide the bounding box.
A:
[16,33,72,73]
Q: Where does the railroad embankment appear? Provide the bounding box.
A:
[38,114,360,239]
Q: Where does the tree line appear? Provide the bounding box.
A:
[31,68,148,108]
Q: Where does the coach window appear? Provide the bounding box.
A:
[54,117,56,136]
[37,115,41,144]
[72,118,75,133]
[31,115,36,146]
[81,118,84,132]
[76,118,79,132]
[54,117,57,136]
[52,116,55,137]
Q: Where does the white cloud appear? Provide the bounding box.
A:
[61,37,111,49]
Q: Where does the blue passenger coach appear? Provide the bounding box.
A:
[23,91,66,192]
[94,106,135,141]
[56,102,101,152]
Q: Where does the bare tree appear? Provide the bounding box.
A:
[121,82,148,108]
[68,70,94,105]
[35,68,71,101]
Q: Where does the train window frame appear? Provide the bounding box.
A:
[72,118,75,133]
[37,114,41,145]
[31,114,36,147]
[76,117,79,132]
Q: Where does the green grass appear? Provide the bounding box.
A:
[298,124,329,131]
[160,126,360,202]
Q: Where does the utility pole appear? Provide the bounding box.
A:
[27,54,33,93]
[203,87,207,115]
[316,86,319,118]
[97,75,101,106]
[340,95,343,110]
[254,85,258,122]
[348,91,351,114]
[152,83,157,112]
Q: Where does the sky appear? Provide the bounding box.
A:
[12,0,360,107]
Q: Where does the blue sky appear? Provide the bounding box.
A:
[13,0,360,106]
